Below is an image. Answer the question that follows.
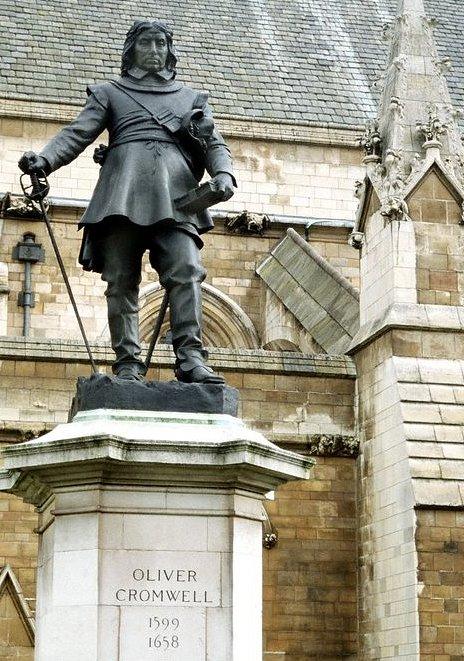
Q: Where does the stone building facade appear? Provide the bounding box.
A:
[0,0,463,659]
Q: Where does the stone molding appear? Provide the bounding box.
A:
[0,469,51,508]
[1,409,313,507]
[0,97,362,147]
[0,336,357,378]
[348,303,464,354]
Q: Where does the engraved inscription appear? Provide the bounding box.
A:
[119,606,206,660]
[114,567,214,605]
[105,553,217,658]
[147,616,180,651]
[101,551,221,608]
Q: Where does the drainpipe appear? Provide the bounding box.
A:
[0,263,9,336]
[12,232,45,337]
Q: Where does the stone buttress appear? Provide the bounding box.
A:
[349,0,464,658]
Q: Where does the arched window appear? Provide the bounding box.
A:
[138,283,260,350]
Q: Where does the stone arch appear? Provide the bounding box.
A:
[263,338,300,352]
[0,564,35,647]
[138,282,260,349]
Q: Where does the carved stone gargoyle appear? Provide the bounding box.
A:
[225,210,271,236]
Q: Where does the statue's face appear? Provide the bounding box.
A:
[133,29,169,72]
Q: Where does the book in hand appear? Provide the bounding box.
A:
[174,180,224,214]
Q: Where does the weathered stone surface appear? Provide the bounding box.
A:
[416,510,464,659]
[257,229,359,354]
[0,410,312,661]
[70,374,239,418]
[0,565,35,652]
[307,433,359,458]
[0,337,357,378]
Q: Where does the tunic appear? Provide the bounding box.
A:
[39,73,235,271]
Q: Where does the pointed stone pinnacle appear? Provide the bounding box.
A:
[398,0,426,15]
[365,0,464,197]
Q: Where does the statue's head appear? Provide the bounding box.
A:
[121,20,177,76]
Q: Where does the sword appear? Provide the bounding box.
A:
[144,289,169,373]
[20,171,98,374]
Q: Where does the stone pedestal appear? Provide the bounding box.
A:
[0,409,311,661]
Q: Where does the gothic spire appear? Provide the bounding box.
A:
[357,0,464,223]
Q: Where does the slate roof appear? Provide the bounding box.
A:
[0,0,463,127]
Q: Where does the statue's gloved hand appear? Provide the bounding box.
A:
[212,173,234,202]
[18,151,49,175]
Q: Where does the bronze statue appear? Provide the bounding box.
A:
[19,20,235,383]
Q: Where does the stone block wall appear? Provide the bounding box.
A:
[263,457,357,661]
[354,335,420,659]
[0,346,355,441]
[0,452,37,611]
[417,509,464,660]
[359,210,417,326]
[231,138,362,219]
[0,344,356,659]
[0,212,359,346]
[0,211,108,341]
[0,118,362,221]
[0,584,34,660]
[408,170,464,307]
[0,116,362,350]
[0,440,37,661]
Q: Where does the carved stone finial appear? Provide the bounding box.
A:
[393,55,407,70]
[380,149,409,222]
[389,96,404,118]
[0,193,44,219]
[380,196,409,222]
[434,56,452,75]
[426,16,439,30]
[416,105,447,147]
[370,75,385,92]
[225,211,271,236]
[445,153,464,190]
[384,150,403,186]
[263,533,278,549]
[410,152,424,175]
[360,120,382,162]
[382,22,393,42]
[307,434,359,458]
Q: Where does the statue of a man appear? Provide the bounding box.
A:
[19,20,235,383]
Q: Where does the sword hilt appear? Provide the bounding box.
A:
[20,170,50,203]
